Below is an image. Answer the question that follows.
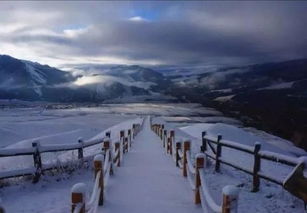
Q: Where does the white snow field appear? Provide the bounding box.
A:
[0,103,306,212]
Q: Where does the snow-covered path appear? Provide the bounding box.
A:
[100,117,202,213]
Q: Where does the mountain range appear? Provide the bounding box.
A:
[0,55,170,102]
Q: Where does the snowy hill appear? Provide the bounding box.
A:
[0,55,173,102]
[165,59,307,151]
[0,55,74,99]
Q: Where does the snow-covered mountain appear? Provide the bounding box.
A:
[0,55,74,99]
[0,55,172,102]
[165,59,307,151]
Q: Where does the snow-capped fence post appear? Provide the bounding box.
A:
[124,137,129,153]
[170,130,175,155]
[32,141,42,183]
[128,129,132,147]
[132,124,136,138]
[222,185,239,213]
[195,153,205,204]
[183,141,191,177]
[120,130,125,154]
[104,140,110,154]
[163,130,167,148]
[94,154,104,206]
[160,125,164,140]
[120,130,125,141]
[215,135,222,172]
[201,131,207,152]
[104,140,113,175]
[176,142,182,167]
[168,137,173,155]
[252,143,261,192]
[71,183,86,213]
[78,138,84,160]
[115,142,121,167]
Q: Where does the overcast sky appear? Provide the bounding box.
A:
[1,1,307,69]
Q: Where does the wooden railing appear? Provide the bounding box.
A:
[71,123,142,213]
[0,122,142,183]
[152,120,307,211]
[151,123,240,213]
[200,132,300,191]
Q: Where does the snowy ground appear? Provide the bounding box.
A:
[1,103,306,212]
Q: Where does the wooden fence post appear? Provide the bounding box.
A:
[132,124,136,139]
[94,154,104,206]
[215,135,222,172]
[169,137,173,155]
[104,140,113,175]
[71,183,86,213]
[124,137,128,153]
[78,138,84,160]
[115,142,120,167]
[201,131,207,152]
[252,143,261,192]
[160,125,164,140]
[128,129,132,147]
[163,130,167,148]
[120,130,125,141]
[176,142,181,167]
[183,141,191,177]
[32,142,42,183]
[170,130,175,155]
[103,140,110,153]
[222,185,240,213]
[195,153,205,204]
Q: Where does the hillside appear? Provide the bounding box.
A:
[165,59,307,151]
[0,55,173,102]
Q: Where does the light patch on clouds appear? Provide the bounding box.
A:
[129,16,148,22]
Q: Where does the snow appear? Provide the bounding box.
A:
[94,154,104,162]
[259,81,294,90]
[161,116,242,126]
[222,185,240,196]
[71,182,87,195]
[214,95,235,102]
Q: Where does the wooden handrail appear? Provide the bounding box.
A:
[70,124,143,213]
[0,121,143,183]
[151,122,241,213]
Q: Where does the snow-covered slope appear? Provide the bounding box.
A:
[0,55,173,102]
[0,55,74,99]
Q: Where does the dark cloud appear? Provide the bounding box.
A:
[0,1,307,67]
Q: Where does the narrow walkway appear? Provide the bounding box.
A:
[101,117,202,213]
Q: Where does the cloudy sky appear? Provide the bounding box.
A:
[1,1,307,69]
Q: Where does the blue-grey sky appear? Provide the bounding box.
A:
[0,1,307,68]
